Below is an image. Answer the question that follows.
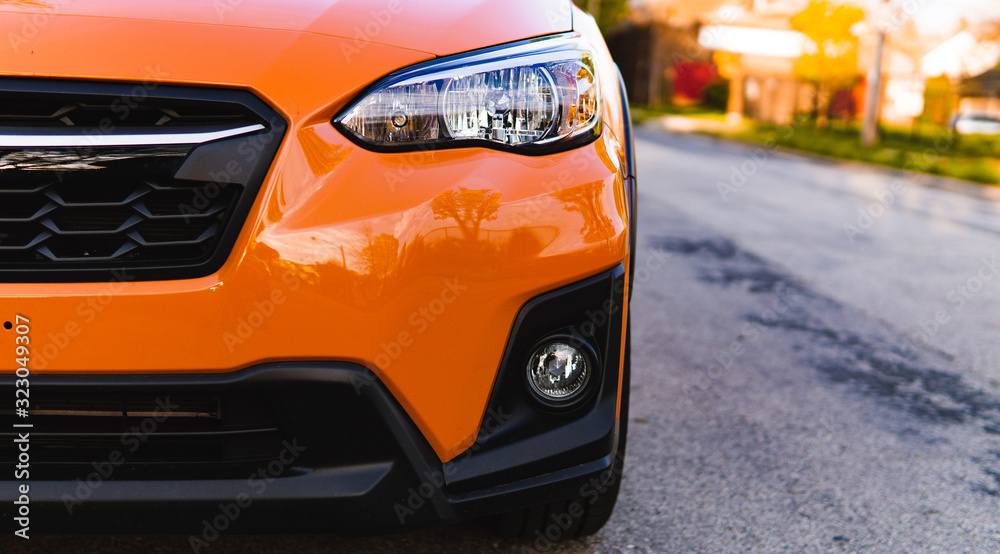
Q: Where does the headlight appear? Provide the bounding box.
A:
[334,35,601,155]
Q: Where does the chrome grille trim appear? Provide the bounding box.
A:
[0,78,287,282]
[0,123,265,148]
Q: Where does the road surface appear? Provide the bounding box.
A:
[6,128,1000,552]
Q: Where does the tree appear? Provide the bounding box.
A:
[983,19,1000,41]
[921,74,957,127]
[358,225,399,283]
[714,51,745,123]
[790,0,866,129]
[573,0,628,34]
[553,182,615,243]
[431,187,502,245]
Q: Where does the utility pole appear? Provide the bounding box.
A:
[862,1,891,147]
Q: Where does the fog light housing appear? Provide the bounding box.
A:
[526,338,596,407]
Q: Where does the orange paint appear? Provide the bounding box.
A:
[0,2,629,462]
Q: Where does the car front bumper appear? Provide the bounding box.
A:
[1,265,627,535]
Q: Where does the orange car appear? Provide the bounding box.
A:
[0,0,635,541]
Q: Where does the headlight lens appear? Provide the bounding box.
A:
[334,35,601,154]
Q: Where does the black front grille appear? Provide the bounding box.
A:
[0,365,408,482]
[0,393,285,480]
[1,155,239,264]
[0,79,286,282]
[0,94,253,128]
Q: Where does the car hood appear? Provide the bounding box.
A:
[0,0,574,56]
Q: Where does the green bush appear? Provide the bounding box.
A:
[703,81,730,112]
[953,135,1000,158]
[951,162,1000,184]
[722,121,1000,186]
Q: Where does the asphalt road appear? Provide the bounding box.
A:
[7,128,1000,552]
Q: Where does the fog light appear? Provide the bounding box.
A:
[526,340,592,404]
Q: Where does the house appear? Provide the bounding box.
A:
[604,3,714,106]
[959,68,1000,115]
[613,1,1000,127]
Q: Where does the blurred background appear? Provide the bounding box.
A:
[576,0,1000,184]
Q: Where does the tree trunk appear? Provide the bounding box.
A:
[727,70,744,125]
[816,84,831,130]
[647,26,662,107]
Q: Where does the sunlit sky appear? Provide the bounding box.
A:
[632,0,1000,36]
[894,0,1000,34]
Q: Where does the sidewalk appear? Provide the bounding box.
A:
[651,114,747,134]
